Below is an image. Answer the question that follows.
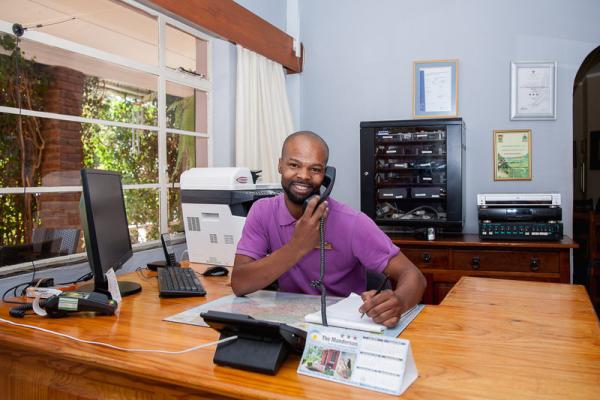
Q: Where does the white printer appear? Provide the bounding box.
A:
[180,168,281,266]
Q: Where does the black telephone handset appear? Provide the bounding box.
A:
[303,166,335,326]
[303,166,336,213]
[160,233,179,267]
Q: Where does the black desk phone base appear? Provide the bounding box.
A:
[201,311,306,375]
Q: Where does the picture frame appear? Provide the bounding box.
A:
[493,129,532,181]
[413,59,458,118]
[510,61,556,120]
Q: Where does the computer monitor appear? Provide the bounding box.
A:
[79,168,141,296]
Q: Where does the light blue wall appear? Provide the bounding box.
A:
[297,0,600,235]
[212,38,237,167]
[235,0,287,32]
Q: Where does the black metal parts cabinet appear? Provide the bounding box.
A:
[360,118,466,233]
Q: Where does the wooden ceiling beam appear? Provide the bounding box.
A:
[144,0,303,73]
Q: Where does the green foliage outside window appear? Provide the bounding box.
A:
[0,34,48,245]
[81,77,160,242]
[166,94,197,233]
[1,32,197,248]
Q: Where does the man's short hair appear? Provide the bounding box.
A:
[281,131,329,164]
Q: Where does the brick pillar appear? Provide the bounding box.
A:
[38,66,85,232]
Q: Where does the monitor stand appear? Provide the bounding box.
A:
[79,281,142,297]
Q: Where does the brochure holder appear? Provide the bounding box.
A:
[298,326,419,395]
[201,311,306,375]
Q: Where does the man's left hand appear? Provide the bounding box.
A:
[359,289,404,328]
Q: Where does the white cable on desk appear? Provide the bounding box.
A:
[0,317,236,354]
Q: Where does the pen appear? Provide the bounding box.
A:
[361,275,390,319]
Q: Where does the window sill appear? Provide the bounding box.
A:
[0,234,186,278]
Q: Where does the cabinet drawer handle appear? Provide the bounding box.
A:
[422,253,431,263]
[530,257,540,272]
[471,256,480,270]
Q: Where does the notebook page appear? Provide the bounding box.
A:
[304,293,386,333]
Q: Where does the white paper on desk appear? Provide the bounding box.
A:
[304,293,386,333]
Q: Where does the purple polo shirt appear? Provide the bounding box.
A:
[236,194,400,297]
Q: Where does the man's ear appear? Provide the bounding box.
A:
[277,158,282,174]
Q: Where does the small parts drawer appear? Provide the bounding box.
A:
[452,250,559,273]
[402,248,449,268]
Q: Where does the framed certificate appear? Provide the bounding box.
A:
[413,60,458,118]
[510,61,556,120]
[494,129,532,181]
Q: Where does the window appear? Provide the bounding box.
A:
[0,0,211,272]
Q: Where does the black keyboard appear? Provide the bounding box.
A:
[158,267,206,297]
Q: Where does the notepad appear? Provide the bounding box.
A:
[304,293,387,333]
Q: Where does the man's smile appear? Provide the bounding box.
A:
[291,182,313,194]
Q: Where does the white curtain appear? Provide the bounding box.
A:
[235,45,294,183]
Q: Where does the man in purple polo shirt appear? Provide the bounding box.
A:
[232,131,426,328]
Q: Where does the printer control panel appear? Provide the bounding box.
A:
[239,189,283,198]
[254,190,281,196]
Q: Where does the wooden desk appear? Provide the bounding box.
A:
[0,268,598,399]
[404,277,599,399]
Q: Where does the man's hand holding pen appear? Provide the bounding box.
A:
[359,276,406,328]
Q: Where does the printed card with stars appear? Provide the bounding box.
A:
[297,326,418,395]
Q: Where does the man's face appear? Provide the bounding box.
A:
[278,137,327,205]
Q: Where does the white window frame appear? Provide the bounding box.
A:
[0,0,212,271]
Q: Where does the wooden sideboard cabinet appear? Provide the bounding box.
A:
[390,233,578,304]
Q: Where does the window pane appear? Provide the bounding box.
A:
[0,115,22,188]
[0,193,37,250]
[0,188,159,268]
[168,188,183,234]
[0,192,84,268]
[167,134,208,183]
[0,36,158,125]
[166,24,208,77]
[0,115,158,188]
[83,124,158,185]
[166,81,207,132]
[2,0,158,65]
[124,188,159,244]
[1,1,212,271]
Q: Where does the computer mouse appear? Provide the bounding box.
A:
[203,266,229,277]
